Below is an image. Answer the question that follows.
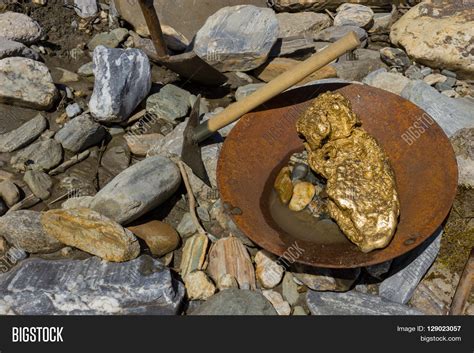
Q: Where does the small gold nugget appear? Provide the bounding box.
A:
[297,92,400,253]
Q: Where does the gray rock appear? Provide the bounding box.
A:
[306,290,424,315]
[77,61,94,77]
[0,255,185,314]
[147,120,187,157]
[235,83,265,101]
[276,12,331,38]
[365,260,392,279]
[0,180,20,207]
[419,67,432,77]
[314,25,367,45]
[74,0,98,18]
[11,139,63,172]
[435,76,456,92]
[0,199,7,216]
[0,113,47,153]
[190,289,277,315]
[0,12,42,44]
[90,156,181,224]
[334,4,374,29]
[401,80,474,137]
[54,114,106,153]
[0,210,62,253]
[88,28,129,50]
[450,127,474,187]
[23,170,53,200]
[369,12,394,34]
[0,57,58,110]
[146,84,191,123]
[176,212,197,238]
[333,57,387,81]
[380,47,411,69]
[61,195,94,209]
[379,229,442,304]
[89,46,151,123]
[282,272,300,306]
[194,5,279,72]
[441,69,457,79]
[362,68,410,95]
[404,65,424,80]
[65,103,82,118]
[0,38,40,60]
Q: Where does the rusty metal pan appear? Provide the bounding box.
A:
[217,82,458,268]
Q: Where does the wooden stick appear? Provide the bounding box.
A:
[449,248,474,315]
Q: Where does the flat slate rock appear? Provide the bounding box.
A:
[306,290,424,315]
[0,113,47,152]
[0,255,185,315]
[54,114,106,153]
[11,139,63,172]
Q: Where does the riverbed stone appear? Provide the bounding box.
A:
[90,156,181,224]
[0,12,42,44]
[41,208,140,262]
[184,271,216,301]
[74,0,98,18]
[65,103,82,118]
[0,57,58,110]
[146,84,191,123]
[450,128,474,187]
[0,114,47,153]
[23,170,53,200]
[0,255,185,314]
[334,4,374,29]
[89,46,151,123]
[276,12,331,38]
[127,220,180,256]
[11,139,63,172]
[379,47,411,69]
[0,210,62,253]
[0,38,40,60]
[194,5,279,72]
[362,68,410,95]
[314,25,367,45]
[54,114,106,153]
[255,250,284,289]
[0,180,19,207]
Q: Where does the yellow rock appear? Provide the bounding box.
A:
[274,166,293,204]
[288,181,316,211]
[184,271,216,300]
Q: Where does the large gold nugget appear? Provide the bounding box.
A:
[297,92,400,253]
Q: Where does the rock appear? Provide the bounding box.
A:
[61,195,94,209]
[235,83,265,102]
[90,156,180,224]
[255,250,284,289]
[54,114,106,153]
[0,210,62,253]
[0,114,47,153]
[282,272,300,306]
[180,234,208,278]
[0,12,42,44]
[379,47,411,69]
[288,181,316,212]
[379,229,442,304]
[88,28,129,51]
[194,5,279,72]
[124,133,163,156]
[191,289,277,315]
[74,0,98,18]
[306,290,424,315]
[435,77,456,92]
[184,271,216,301]
[127,220,180,256]
[0,200,7,217]
[176,212,197,238]
[362,68,410,95]
[146,84,191,123]
[100,144,131,180]
[65,103,82,118]
[0,57,58,110]
[276,12,331,38]
[41,208,140,262]
[423,73,447,86]
[365,260,392,280]
[11,139,63,172]
[77,62,94,77]
[23,170,53,200]
[147,120,186,157]
[196,207,210,222]
[332,57,387,81]
[0,255,185,314]
[51,67,80,84]
[0,38,39,60]
[441,69,457,79]
[369,12,394,34]
[401,80,474,137]
[255,57,337,83]
[334,4,374,29]
[404,65,424,80]
[89,46,151,123]
[217,273,239,290]
[207,236,256,290]
[314,25,367,46]
[292,306,307,315]
[292,266,360,292]
[420,67,433,77]
[390,2,474,79]
[0,180,20,207]
[262,290,291,315]
[450,128,474,187]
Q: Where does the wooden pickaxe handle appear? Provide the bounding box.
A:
[193,31,361,142]
[449,248,474,315]
[137,0,168,58]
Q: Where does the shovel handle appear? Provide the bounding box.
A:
[194,31,360,143]
[137,0,168,58]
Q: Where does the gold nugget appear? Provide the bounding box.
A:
[297,92,399,253]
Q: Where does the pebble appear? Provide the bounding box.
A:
[196,206,210,222]
[41,208,140,262]
[124,133,164,156]
[282,272,300,306]
[314,25,368,46]
[177,212,198,238]
[441,69,457,79]
[0,180,20,207]
[88,28,129,51]
[434,76,456,92]
[194,5,278,72]
[292,306,307,316]
[0,256,185,314]
[289,181,316,211]
[0,57,58,110]
[0,113,47,153]
[179,234,208,278]
[146,84,191,123]
[0,12,42,44]
[419,67,433,77]
[54,114,106,153]
[190,289,277,315]
[292,266,361,292]
[365,260,392,280]
[23,170,53,200]
[65,103,82,118]
[74,0,98,18]
[362,68,410,95]
[77,61,94,77]
[0,38,40,60]
[291,163,309,182]
[262,290,291,316]
[127,220,180,257]
[423,73,447,86]
[90,156,181,224]
[274,166,293,204]
[276,12,331,38]
[89,46,151,123]
[184,271,216,301]
[52,67,80,84]
[99,144,131,180]
[0,210,62,253]
[255,250,284,289]
[217,273,239,290]
[334,4,374,29]
[380,47,411,69]
[404,65,424,80]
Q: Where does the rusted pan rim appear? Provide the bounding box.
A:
[217,83,458,268]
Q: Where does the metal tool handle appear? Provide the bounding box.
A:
[194,31,361,143]
[137,0,168,58]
